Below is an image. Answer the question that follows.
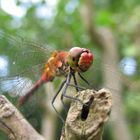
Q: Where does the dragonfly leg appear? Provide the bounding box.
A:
[51,80,66,123]
[78,72,91,87]
[72,73,80,92]
[61,72,84,108]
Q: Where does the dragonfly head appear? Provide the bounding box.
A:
[67,47,93,72]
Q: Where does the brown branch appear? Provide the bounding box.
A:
[0,96,45,140]
[60,89,112,140]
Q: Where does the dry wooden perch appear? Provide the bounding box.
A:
[0,96,45,140]
[0,88,112,140]
[60,89,112,140]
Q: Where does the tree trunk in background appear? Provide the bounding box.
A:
[41,83,63,140]
[80,0,132,140]
[101,29,132,140]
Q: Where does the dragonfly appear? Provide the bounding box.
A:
[18,46,93,107]
[0,31,94,121]
[0,31,139,124]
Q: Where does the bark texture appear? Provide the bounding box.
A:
[60,89,112,140]
[0,95,45,140]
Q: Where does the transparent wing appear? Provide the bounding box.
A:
[0,31,55,126]
[0,76,33,97]
[0,30,53,77]
[0,31,54,96]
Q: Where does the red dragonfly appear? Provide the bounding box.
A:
[17,47,93,106]
[0,31,93,121]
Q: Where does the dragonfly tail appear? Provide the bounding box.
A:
[18,78,44,107]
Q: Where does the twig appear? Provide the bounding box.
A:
[0,96,45,140]
[60,89,112,140]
